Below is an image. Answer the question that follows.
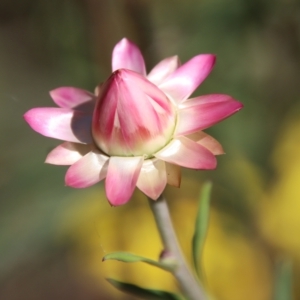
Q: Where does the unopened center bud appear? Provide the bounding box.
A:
[92,69,176,157]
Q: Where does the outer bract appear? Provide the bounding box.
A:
[24,38,243,206]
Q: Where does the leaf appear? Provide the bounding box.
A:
[107,278,183,300]
[192,181,212,277]
[103,251,176,272]
[274,259,293,300]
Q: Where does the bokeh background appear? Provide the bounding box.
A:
[1,0,300,299]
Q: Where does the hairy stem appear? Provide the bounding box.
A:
[148,194,206,300]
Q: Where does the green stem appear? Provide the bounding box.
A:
[148,194,206,300]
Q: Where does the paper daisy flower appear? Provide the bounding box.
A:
[24,38,243,206]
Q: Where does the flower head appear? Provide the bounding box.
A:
[24,38,243,206]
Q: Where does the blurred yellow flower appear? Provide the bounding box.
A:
[259,113,300,258]
[56,173,273,299]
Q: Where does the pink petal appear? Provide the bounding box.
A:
[50,87,95,110]
[24,108,93,144]
[105,156,144,206]
[175,94,243,136]
[187,131,224,155]
[166,163,181,187]
[147,56,180,85]
[45,142,91,165]
[136,159,167,200]
[65,150,109,188]
[112,38,146,76]
[155,136,216,170]
[158,54,216,103]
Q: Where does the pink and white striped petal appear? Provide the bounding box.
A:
[175,94,243,136]
[65,150,109,188]
[50,87,95,109]
[166,162,181,187]
[187,131,224,155]
[136,159,167,200]
[112,38,146,76]
[105,156,144,206]
[24,107,93,144]
[45,142,91,165]
[155,136,216,170]
[147,56,180,86]
[158,54,216,103]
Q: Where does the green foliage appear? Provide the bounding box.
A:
[103,251,176,272]
[192,181,212,277]
[107,278,183,300]
[274,259,293,300]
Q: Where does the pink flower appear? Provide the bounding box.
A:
[24,38,243,206]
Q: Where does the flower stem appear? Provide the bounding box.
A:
[148,194,206,300]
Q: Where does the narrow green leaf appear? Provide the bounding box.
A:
[103,251,176,272]
[192,181,212,277]
[274,259,293,300]
[107,278,183,300]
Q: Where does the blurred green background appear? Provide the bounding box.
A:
[1,0,300,299]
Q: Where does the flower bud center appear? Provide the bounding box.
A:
[92,69,176,157]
